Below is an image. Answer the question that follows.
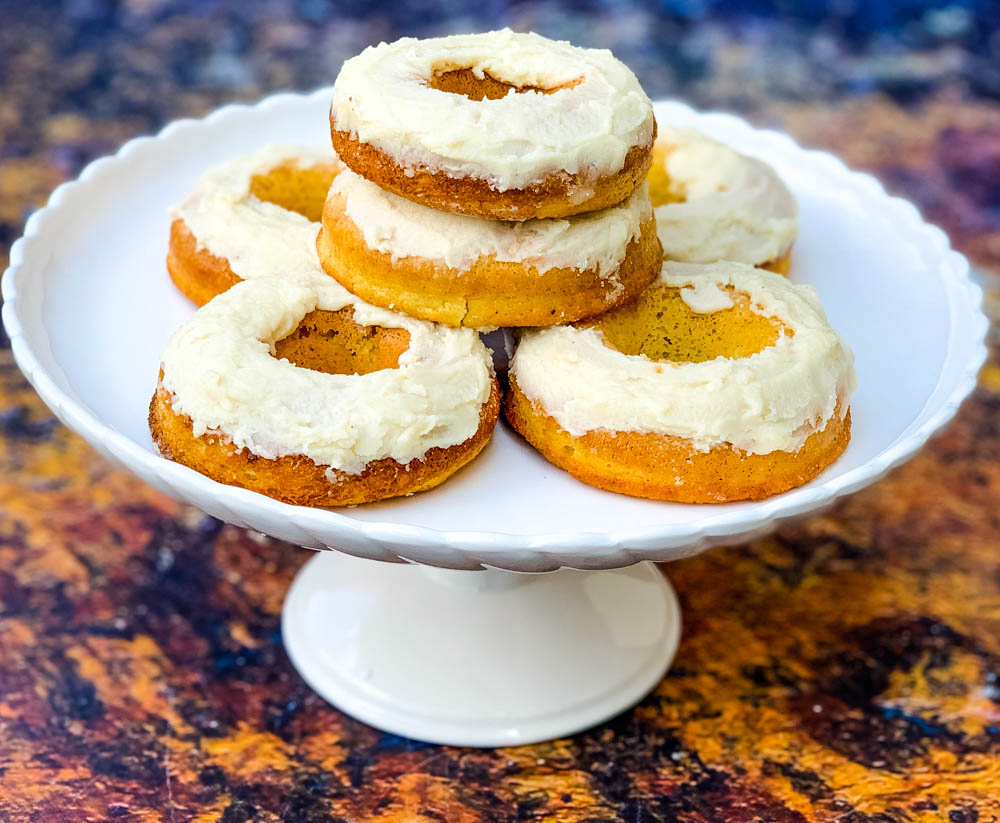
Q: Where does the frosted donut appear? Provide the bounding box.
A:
[506,261,856,502]
[648,127,798,274]
[330,29,656,221]
[167,144,344,305]
[150,273,500,506]
[316,170,662,328]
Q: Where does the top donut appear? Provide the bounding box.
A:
[330,29,656,221]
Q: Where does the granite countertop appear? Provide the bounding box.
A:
[1,2,999,820]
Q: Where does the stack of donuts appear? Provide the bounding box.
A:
[149,29,857,506]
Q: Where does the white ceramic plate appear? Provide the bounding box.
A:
[2,91,988,571]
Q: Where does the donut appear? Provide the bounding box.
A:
[329,29,656,221]
[648,127,798,273]
[316,170,662,328]
[167,144,344,305]
[150,274,500,506]
[505,261,856,502]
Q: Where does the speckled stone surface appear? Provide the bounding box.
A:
[2,2,1000,820]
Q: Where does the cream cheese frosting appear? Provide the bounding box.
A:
[170,143,343,281]
[163,146,494,474]
[653,127,798,266]
[332,169,652,275]
[330,29,654,191]
[511,261,856,455]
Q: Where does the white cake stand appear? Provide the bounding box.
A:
[2,92,987,746]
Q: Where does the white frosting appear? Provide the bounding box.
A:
[331,29,654,191]
[163,147,494,474]
[678,279,735,313]
[171,144,343,280]
[512,261,856,455]
[653,127,798,266]
[332,169,651,275]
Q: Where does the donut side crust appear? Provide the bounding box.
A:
[316,196,662,328]
[150,376,501,507]
[760,249,792,276]
[504,377,851,503]
[330,120,656,222]
[167,218,244,306]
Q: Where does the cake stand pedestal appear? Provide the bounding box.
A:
[282,551,680,746]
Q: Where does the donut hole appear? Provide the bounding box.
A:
[249,161,340,222]
[428,67,582,101]
[273,308,411,376]
[591,284,785,364]
[647,142,688,206]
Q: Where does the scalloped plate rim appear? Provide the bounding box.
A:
[0,90,989,569]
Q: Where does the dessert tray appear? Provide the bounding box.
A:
[2,90,987,745]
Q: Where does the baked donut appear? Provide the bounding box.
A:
[150,274,500,506]
[167,144,343,305]
[330,29,656,221]
[316,170,662,328]
[506,261,855,502]
[648,127,797,273]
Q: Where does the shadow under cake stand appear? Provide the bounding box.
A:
[1,91,987,745]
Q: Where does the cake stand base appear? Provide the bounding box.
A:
[282,551,681,747]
